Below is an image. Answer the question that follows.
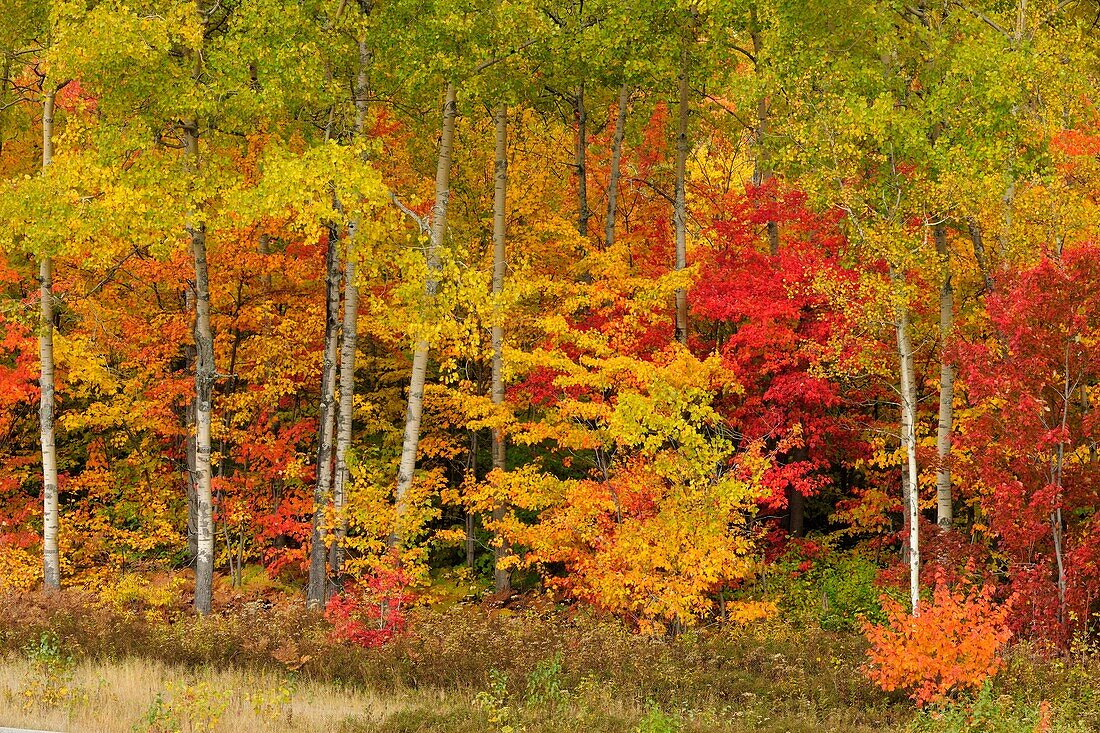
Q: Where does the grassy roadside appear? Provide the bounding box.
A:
[0,653,904,733]
[2,591,1098,732]
[0,591,909,732]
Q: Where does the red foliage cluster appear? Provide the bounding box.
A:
[324,563,414,648]
[692,184,867,520]
[956,246,1100,645]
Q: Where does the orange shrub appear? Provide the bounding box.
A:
[862,582,1012,705]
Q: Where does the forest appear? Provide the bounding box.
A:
[2,0,1100,731]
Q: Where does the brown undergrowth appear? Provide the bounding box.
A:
[2,590,1096,732]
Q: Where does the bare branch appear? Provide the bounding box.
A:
[390,192,429,235]
[953,2,1013,39]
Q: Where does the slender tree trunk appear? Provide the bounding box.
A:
[330,233,358,585]
[465,512,476,569]
[179,280,199,562]
[673,46,690,345]
[787,484,804,536]
[605,83,629,249]
[37,256,58,589]
[785,445,808,536]
[0,58,11,158]
[308,226,342,606]
[184,401,198,560]
[749,7,779,255]
[1052,506,1067,624]
[392,82,457,549]
[465,430,477,570]
[934,224,954,530]
[575,82,589,238]
[967,219,995,294]
[491,103,511,594]
[186,117,215,616]
[1052,360,1070,625]
[329,36,370,585]
[893,267,920,615]
[39,88,60,591]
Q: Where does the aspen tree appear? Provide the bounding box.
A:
[48,0,338,612]
[2,0,67,592]
[330,36,372,583]
[39,84,59,591]
[604,83,629,249]
[385,0,545,554]
[673,38,690,344]
[934,223,954,529]
[307,223,342,606]
[490,102,510,593]
[392,81,458,549]
[893,267,920,613]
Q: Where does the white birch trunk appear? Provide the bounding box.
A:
[491,103,511,594]
[39,87,60,591]
[330,37,370,582]
[392,82,457,549]
[186,117,215,616]
[673,47,690,344]
[575,82,589,238]
[934,224,954,529]
[331,233,359,584]
[893,267,920,615]
[308,228,341,606]
[604,83,629,249]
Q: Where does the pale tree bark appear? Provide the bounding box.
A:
[329,36,370,587]
[185,117,215,616]
[575,82,589,238]
[308,225,341,607]
[892,267,921,615]
[331,228,359,585]
[749,5,779,255]
[1051,348,1071,625]
[604,82,629,249]
[177,0,215,617]
[184,375,198,560]
[934,223,954,529]
[39,87,60,591]
[1052,504,1067,624]
[0,59,11,158]
[966,219,995,294]
[673,45,690,345]
[491,103,511,594]
[179,276,198,562]
[465,430,477,570]
[392,82,457,549]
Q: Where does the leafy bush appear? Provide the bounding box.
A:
[19,632,77,710]
[864,583,1012,705]
[909,683,1086,733]
[136,681,231,733]
[776,542,888,631]
[525,653,566,708]
[636,703,680,733]
[324,564,413,648]
[474,669,522,733]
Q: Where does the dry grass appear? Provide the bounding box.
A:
[0,655,447,732]
[0,592,915,732]
[0,591,1097,732]
[0,650,912,733]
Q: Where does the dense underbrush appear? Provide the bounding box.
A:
[2,589,1099,731]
